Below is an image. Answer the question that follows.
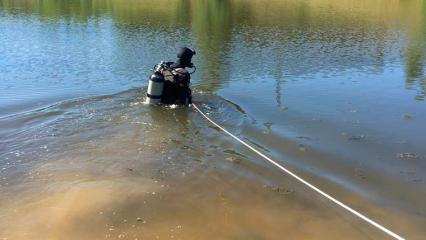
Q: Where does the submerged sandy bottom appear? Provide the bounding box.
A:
[0,89,425,239]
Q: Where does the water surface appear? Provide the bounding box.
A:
[0,0,426,239]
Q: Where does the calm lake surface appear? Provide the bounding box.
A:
[0,0,425,239]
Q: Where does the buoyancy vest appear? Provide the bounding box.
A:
[160,62,192,105]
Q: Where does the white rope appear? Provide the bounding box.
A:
[192,103,405,240]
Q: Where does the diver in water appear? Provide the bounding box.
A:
[162,47,195,105]
[146,47,196,106]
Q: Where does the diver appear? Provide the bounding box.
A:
[146,47,196,106]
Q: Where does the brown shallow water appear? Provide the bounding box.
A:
[1,0,426,239]
[0,89,425,239]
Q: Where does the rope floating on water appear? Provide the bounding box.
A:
[192,103,405,240]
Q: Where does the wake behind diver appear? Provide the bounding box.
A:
[146,47,196,106]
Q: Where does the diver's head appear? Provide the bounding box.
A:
[176,47,196,68]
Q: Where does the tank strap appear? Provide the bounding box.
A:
[146,93,162,99]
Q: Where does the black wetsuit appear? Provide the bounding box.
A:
[160,61,192,105]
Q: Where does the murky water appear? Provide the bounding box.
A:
[1,0,426,239]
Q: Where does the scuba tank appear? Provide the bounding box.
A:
[146,62,166,104]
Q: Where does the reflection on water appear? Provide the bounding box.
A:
[1,0,425,101]
[1,0,426,239]
[401,1,426,100]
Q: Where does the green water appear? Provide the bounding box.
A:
[0,0,425,239]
